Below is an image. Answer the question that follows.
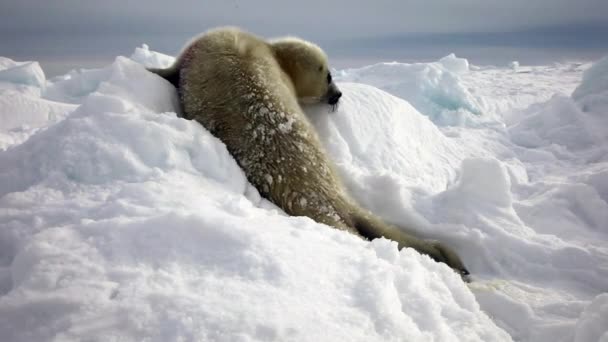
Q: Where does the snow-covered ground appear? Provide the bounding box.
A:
[0,45,607,341]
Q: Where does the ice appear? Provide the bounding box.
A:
[0,45,607,341]
[439,53,470,74]
[0,58,45,88]
[0,58,76,149]
[572,55,608,104]
[337,57,482,126]
[509,61,520,70]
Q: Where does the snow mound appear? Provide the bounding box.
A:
[308,82,464,197]
[44,56,179,111]
[0,91,76,149]
[508,95,597,151]
[509,56,608,157]
[436,158,512,209]
[336,54,481,125]
[0,52,510,341]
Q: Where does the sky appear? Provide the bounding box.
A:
[1,0,608,76]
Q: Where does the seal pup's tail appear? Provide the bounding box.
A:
[147,66,180,88]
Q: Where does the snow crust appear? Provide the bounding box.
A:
[0,46,607,342]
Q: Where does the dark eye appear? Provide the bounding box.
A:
[327,72,332,84]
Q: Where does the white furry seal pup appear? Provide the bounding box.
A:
[149,27,469,279]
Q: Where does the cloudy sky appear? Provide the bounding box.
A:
[2,0,607,75]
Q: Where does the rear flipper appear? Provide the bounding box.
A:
[352,211,470,282]
[147,66,180,88]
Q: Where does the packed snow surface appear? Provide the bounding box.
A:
[0,45,607,341]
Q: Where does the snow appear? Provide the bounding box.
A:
[574,294,608,342]
[0,44,607,341]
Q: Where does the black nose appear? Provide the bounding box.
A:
[328,91,342,105]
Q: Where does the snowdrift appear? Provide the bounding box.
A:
[0,45,607,341]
